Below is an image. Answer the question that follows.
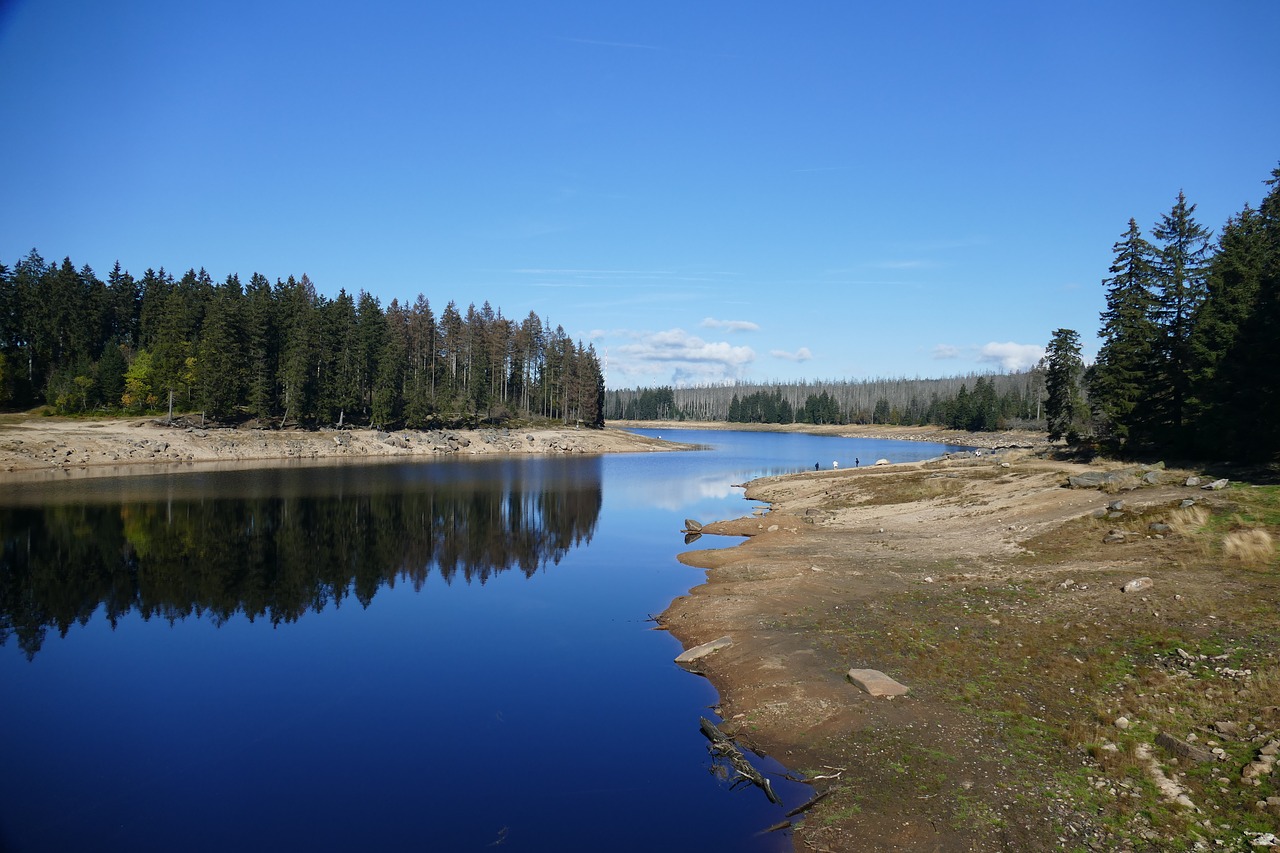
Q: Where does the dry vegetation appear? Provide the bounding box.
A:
[663,450,1280,852]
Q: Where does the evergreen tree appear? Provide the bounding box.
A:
[1090,219,1158,447]
[1150,191,1212,447]
[1219,166,1280,461]
[243,273,277,421]
[195,275,247,419]
[1044,328,1088,442]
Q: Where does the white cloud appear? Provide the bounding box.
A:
[932,344,961,360]
[977,342,1044,371]
[613,328,755,385]
[700,317,760,333]
[932,342,1043,371]
[770,347,812,362]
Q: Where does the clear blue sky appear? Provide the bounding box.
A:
[2,1,1276,389]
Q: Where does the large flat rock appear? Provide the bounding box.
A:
[847,668,910,697]
[675,636,733,665]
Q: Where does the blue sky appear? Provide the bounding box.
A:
[2,1,1277,389]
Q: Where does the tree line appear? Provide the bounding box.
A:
[609,371,1047,432]
[0,256,606,429]
[1042,163,1280,462]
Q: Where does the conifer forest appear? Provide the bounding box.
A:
[0,265,606,430]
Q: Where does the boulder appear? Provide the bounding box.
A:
[847,668,910,697]
[1202,478,1230,491]
[1122,577,1154,593]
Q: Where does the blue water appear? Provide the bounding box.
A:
[0,429,968,852]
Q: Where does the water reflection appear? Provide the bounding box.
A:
[0,461,602,660]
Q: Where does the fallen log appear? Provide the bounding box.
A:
[699,717,780,804]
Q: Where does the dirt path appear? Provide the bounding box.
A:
[662,451,1280,851]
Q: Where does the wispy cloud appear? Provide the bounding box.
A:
[770,347,812,362]
[700,317,760,333]
[613,328,755,386]
[932,344,961,360]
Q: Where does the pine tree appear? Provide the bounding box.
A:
[1044,328,1088,443]
[1185,205,1266,455]
[1150,191,1212,447]
[195,274,247,420]
[1090,219,1158,447]
[1220,165,1280,461]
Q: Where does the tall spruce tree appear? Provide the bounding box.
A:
[1090,219,1158,448]
[1221,165,1280,461]
[1044,328,1088,442]
[1150,191,1212,448]
[1185,204,1266,456]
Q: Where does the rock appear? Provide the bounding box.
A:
[1114,716,1131,730]
[1068,472,1109,489]
[1104,531,1129,544]
[1142,471,1164,485]
[1202,478,1230,491]
[1108,499,1126,512]
[846,668,910,698]
[874,458,890,466]
[1122,577,1154,593]
[1214,721,1240,737]
[1180,499,1196,508]
[1185,476,1201,487]
[675,636,733,665]
[1156,731,1215,763]
[683,518,703,533]
[1149,523,1172,534]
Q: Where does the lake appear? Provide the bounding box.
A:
[0,428,970,852]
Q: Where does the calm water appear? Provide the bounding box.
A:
[0,429,968,852]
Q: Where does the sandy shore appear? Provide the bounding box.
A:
[660,450,1278,851]
[0,416,680,483]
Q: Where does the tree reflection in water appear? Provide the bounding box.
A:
[0,473,602,660]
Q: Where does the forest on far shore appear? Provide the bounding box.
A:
[0,263,606,430]
[613,164,1280,464]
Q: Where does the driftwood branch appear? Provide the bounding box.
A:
[699,717,780,804]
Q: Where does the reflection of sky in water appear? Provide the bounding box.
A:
[608,428,972,523]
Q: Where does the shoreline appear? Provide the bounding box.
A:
[607,419,1051,450]
[657,449,1278,850]
[0,416,683,483]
